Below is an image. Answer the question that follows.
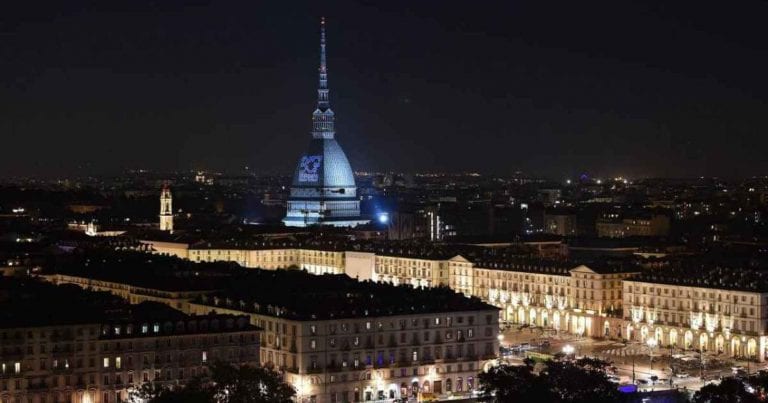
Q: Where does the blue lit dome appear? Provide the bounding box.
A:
[283,19,369,227]
[290,137,356,190]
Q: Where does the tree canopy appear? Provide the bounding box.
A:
[478,358,624,403]
[129,362,295,403]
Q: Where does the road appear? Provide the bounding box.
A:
[498,325,767,392]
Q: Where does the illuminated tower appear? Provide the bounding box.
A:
[283,18,369,227]
[159,185,173,233]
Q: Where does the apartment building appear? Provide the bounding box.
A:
[187,270,499,403]
[624,267,768,361]
[0,279,259,403]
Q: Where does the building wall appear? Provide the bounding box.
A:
[345,252,376,281]
[188,301,499,403]
[623,280,768,361]
[0,320,258,403]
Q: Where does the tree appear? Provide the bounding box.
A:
[130,362,295,403]
[479,358,623,403]
[478,360,554,402]
[208,362,296,403]
[693,377,758,403]
[544,359,623,403]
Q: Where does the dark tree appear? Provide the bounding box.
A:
[478,358,623,403]
[131,363,295,403]
[208,362,296,403]
[478,361,554,402]
[692,378,758,403]
[544,359,623,403]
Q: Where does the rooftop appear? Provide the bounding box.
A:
[196,269,497,321]
[629,266,768,292]
[46,250,244,292]
[0,278,255,334]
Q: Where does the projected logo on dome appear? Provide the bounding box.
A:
[299,155,322,182]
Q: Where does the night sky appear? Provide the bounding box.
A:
[2,0,767,179]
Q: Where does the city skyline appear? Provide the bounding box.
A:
[2,1,768,179]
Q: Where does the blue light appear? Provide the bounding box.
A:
[378,213,389,224]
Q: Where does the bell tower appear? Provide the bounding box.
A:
[159,184,173,233]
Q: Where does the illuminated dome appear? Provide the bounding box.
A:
[283,19,369,228]
[290,137,355,189]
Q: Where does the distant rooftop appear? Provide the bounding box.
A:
[46,250,244,292]
[629,266,768,292]
[196,269,497,321]
[0,278,254,334]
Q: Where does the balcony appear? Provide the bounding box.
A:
[305,366,323,374]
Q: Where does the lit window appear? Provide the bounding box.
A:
[103,358,110,368]
[141,324,148,334]
[202,351,208,363]
[14,362,21,374]
[310,340,316,349]
[116,357,121,369]
[153,324,160,333]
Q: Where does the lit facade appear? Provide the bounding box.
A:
[189,300,499,403]
[623,279,768,361]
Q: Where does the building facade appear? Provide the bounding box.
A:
[623,274,768,361]
[0,282,259,403]
[188,298,499,403]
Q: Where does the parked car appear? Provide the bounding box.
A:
[676,372,690,378]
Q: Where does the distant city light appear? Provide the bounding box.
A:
[566,179,572,184]
[377,213,389,224]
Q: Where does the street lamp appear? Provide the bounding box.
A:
[647,337,657,371]
[563,344,575,359]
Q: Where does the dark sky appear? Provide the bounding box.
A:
[2,0,767,179]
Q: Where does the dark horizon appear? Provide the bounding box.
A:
[2,0,767,179]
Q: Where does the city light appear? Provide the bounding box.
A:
[377,212,389,224]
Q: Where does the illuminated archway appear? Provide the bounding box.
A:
[748,339,758,359]
[732,338,742,357]
[699,333,709,352]
[669,329,678,347]
[684,331,693,349]
[715,335,725,353]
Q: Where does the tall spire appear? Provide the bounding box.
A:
[312,17,335,139]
